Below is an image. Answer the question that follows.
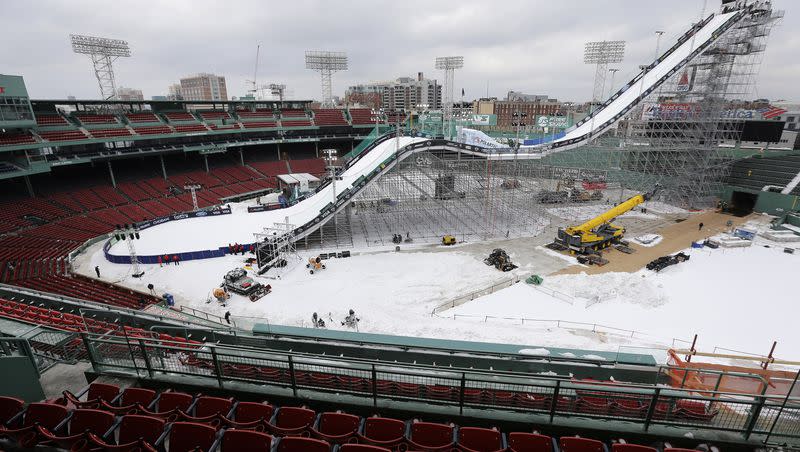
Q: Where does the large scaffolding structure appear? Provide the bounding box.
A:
[612,2,783,208]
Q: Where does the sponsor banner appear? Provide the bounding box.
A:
[463,114,496,126]
[536,116,570,128]
[247,204,282,213]
[458,128,506,148]
[642,103,700,120]
[136,207,231,230]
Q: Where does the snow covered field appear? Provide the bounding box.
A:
[76,218,800,360]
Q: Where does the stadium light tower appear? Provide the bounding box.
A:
[305,51,348,107]
[435,56,464,140]
[584,40,625,110]
[70,34,131,100]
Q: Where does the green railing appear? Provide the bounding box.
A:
[80,333,800,446]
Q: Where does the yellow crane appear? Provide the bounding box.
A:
[555,186,659,254]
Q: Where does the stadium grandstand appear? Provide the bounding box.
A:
[0,74,387,307]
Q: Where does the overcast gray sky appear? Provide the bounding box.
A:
[3,0,797,103]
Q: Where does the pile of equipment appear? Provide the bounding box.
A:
[307,256,326,274]
[484,248,517,272]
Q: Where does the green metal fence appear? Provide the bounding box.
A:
[80,333,800,446]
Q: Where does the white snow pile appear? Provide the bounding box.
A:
[545,272,668,308]
[633,234,663,247]
[640,201,689,214]
[518,348,551,356]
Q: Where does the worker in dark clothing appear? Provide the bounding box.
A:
[698,222,704,231]
[164,254,170,265]
[138,297,146,309]
[224,311,231,325]
[95,266,100,278]
[173,255,180,265]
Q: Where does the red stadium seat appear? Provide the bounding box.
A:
[458,426,504,452]
[222,402,274,430]
[357,417,406,449]
[268,406,316,436]
[100,387,157,414]
[139,392,194,420]
[85,414,166,451]
[276,436,330,452]
[63,382,120,408]
[560,437,608,452]
[406,421,455,451]
[219,429,272,451]
[310,412,360,443]
[161,422,217,452]
[507,432,556,452]
[179,396,233,424]
[2,403,69,444]
[0,396,24,424]
[340,445,392,452]
[35,408,115,450]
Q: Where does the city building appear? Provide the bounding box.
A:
[116,87,144,101]
[345,72,441,110]
[167,84,183,101]
[178,73,227,101]
[506,91,556,103]
[474,96,565,130]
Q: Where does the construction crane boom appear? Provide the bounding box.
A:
[555,185,659,253]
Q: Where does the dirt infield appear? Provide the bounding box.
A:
[552,211,752,275]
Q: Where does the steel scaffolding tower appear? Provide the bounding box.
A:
[615,2,783,208]
[584,41,625,110]
[436,56,464,140]
[70,34,131,101]
[305,51,348,108]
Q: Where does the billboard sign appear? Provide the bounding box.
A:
[536,116,570,128]
[465,114,496,126]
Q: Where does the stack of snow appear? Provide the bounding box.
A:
[762,229,800,243]
[633,234,663,247]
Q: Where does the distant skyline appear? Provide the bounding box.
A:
[2,0,797,103]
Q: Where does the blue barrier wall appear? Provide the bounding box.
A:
[103,208,254,264]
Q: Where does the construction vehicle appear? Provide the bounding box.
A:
[307,256,326,274]
[554,186,659,254]
[484,248,518,272]
[442,235,457,246]
[646,252,690,272]
[222,268,262,295]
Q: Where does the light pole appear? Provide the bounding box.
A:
[370,108,383,137]
[654,31,665,60]
[511,111,528,146]
[608,68,620,99]
[114,224,144,278]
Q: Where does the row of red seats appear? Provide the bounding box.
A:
[280,109,308,118]
[281,119,313,127]
[35,114,69,126]
[0,258,67,282]
[0,383,711,452]
[126,112,161,123]
[242,121,278,129]
[0,132,36,145]
[74,113,119,125]
[37,130,89,142]
[87,128,133,139]
[199,111,231,121]
[349,109,378,125]
[163,112,197,122]
[13,273,159,309]
[288,158,326,176]
[313,109,349,126]
[177,355,718,424]
[174,124,210,133]
[135,125,175,135]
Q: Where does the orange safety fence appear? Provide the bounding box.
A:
[666,349,799,397]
